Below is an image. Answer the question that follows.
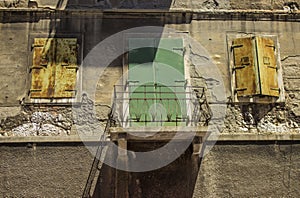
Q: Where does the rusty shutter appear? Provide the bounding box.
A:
[30,38,56,98]
[30,38,78,99]
[232,37,260,96]
[256,37,280,97]
[54,38,78,98]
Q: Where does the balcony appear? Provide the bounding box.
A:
[111,84,212,128]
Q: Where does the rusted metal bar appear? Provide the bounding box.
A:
[82,108,113,198]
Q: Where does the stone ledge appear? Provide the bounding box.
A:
[0,135,102,143]
[0,9,299,23]
[213,133,300,141]
[0,8,299,13]
[2,133,300,143]
[109,126,209,141]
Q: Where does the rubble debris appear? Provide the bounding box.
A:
[0,0,27,8]
[283,2,299,11]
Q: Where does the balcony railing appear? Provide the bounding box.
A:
[111,84,212,127]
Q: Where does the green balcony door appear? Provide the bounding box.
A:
[128,38,186,126]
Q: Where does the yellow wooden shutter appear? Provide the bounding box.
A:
[30,38,78,99]
[54,38,78,98]
[232,37,260,96]
[256,37,280,97]
[30,38,56,98]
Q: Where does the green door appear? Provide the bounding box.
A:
[128,38,186,126]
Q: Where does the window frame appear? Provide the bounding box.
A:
[26,33,83,105]
[121,33,191,127]
[227,33,285,104]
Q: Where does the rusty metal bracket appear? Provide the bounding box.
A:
[233,65,246,70]
[31,44,44,49]
[235,88,247,92]
[64,89,77,92]
[40,61,48,66]
[231,44,243,51]
[30,89,42,92]
[266,44,276,50]
[267,65,278,70]
[65,66,79,70]
[270,88,280,92]
[30,66,45,70]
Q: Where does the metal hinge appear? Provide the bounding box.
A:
[31,66,45,70]
[40,62,48,66]
[31,44,44,48]
[233,65,246,70]
[266,44,275,50]
[173,47,184,51]
[30,89,42,92]
[231,44,243,51]
[235,88,247,92]
[270,88,280,92]
[65,89,77,92]
[267,65,278,70]
[65,66,79,71]
[61,63,69,66]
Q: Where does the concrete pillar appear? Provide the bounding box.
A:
[192,136,203,155]
[115,136,129,198]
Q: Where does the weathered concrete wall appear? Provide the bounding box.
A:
[0,143,93,197]
[3,142,298,197]
[116,141,300,197]
[194,142,300,197]
[0,23,28,105]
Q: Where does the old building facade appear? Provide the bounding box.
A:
[0,0,300,197]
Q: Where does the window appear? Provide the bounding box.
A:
[30,38,78,99]
[229,35,284,103]
[127,38,187,126]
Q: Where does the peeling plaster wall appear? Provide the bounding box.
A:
[0,97,110,137]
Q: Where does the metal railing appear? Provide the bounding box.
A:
[111,84,212,127]
[82,104,115,198]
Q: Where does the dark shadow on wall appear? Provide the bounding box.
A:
[92,143,203,197]
[0,1,198,197]
[64,0,173,10]
[26,0,173,9]
[42,1,197,197]
[34,0,192,71]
